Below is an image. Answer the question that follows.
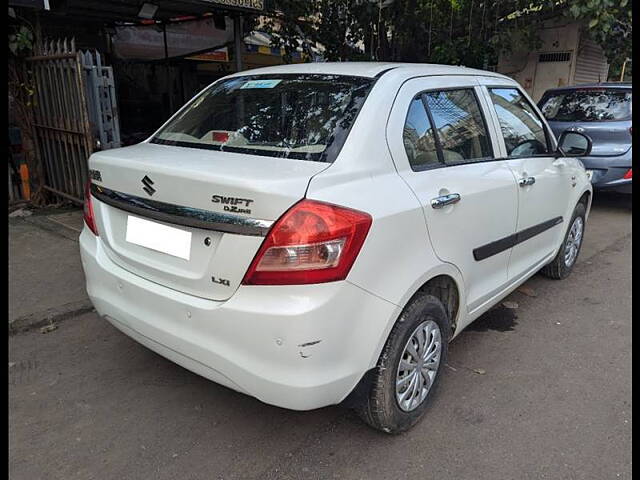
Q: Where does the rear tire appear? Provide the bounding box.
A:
[357,294,450,434]
[540,202,586,280]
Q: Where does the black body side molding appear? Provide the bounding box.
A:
[473,216,563,261]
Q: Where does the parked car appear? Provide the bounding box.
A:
[80,63,593,433]
[538,83,632,194]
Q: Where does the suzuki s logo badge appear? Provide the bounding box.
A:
[141,175,156,196]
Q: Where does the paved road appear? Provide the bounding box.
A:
[9,194,631,480]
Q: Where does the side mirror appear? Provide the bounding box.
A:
[556,131,592,157]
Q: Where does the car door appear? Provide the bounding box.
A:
[478,79,573,281]
[386,76,519,316]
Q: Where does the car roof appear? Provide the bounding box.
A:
[226,62,512,81]
[542,82,632,95]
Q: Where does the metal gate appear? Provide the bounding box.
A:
[28,40,121,204]
[27,39,94,204]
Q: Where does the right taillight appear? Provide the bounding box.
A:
[623,168,632,180]
[83,180,99,236]
[242,199,372,285]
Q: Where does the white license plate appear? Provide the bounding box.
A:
[125,215,192,260]
[586,170,594,182]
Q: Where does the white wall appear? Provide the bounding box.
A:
[497,18,608,102]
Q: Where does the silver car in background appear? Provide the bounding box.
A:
[538,83,632,194]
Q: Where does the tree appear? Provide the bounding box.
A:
[262,0,631,72]
[565,0,632,76]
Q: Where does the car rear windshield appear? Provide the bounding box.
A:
[151,74,374,162]
[539,89,632,122]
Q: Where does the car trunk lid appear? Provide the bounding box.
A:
[89,142,330,301]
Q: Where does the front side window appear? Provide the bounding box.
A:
[151,74,374,162]
[489,88,550,157]
[539,89,632,122]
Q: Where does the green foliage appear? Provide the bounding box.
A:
[607,57,632,82]
[9,25,34,56]
[565,0,632,66]
[8,20,37,110]
[263,0,631,69]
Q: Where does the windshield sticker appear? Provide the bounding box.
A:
[240,79,282,89]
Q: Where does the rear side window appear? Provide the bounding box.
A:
[403,98,439,168]
[151,74,374,162]
[539,89,632,122]
[403,88,493,170]
[489,88,550,157]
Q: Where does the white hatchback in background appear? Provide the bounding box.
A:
[80,63,593,433]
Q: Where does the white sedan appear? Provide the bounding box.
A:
[80,62,593,433]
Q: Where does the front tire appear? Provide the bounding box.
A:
[540,202,586,280]
[357,294,450,434]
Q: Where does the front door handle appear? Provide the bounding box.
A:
[518,176,536,187]
[431,193,461,209]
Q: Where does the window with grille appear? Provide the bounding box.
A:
[539,52,571,63]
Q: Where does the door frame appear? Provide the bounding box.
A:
[475,79,573,279]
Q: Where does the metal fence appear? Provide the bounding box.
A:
[28,39,93,203]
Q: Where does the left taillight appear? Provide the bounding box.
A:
[623,168,632,180]
[83,180,99,236]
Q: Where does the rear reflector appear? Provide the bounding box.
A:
[83,180,99,236]
[623,168,632,180]
[242,199,372,285]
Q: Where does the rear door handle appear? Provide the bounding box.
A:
[518,176,536,187]
[431,193,461,209]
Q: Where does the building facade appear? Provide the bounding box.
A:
[497,18,610,102]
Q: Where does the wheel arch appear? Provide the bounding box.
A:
[413,275,461,335]
[395,265,465,338]
[345,268,464,410]
[578,189,592,219]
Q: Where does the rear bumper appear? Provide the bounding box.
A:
[580,152,632,193]
[79,228,398,410]
[596,179,632,194]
